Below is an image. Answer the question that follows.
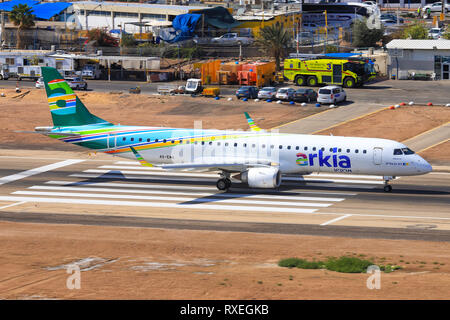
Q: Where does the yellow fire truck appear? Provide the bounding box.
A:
[283,56,376,88]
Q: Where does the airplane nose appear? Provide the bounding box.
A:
[415,157,432,173]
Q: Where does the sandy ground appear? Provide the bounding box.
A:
[419,140,450,166]
[0,88,321,150]
[316,106,450,142]
[0,221,449,300]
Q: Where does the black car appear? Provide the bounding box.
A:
[293,88,317,102]
[236,86,258,99]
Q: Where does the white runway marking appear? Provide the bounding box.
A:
[283,176,384,185]
[29,185,345,202]
[320,214,352,226]
[0,159,84,186]
[70,173,214,183]
[13,191,333,208]
[0,196,318,214]
[0,201,27,210]
[45,180,358,196]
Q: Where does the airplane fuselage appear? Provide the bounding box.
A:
[52,124,432,177]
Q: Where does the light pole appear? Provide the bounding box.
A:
[323,10,328,53]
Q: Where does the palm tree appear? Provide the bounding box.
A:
[9,4,35,49]
[255,23,291,71]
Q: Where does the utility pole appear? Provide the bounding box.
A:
[0,0,5,48]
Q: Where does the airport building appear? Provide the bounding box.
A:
[387,39,450,81]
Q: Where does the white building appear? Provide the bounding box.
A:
[386,39,450,80]
[70,1,207,33]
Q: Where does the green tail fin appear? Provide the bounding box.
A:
[42,67,111,127]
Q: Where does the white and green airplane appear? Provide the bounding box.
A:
[33,67,432,192]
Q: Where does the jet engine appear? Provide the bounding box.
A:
[237,167,281,189]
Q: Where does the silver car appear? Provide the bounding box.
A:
[275,87,296,101]
[257,87,277,100]
[35,77,44,89]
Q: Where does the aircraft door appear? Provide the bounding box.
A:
[333,64,342,84]
[107,133,116,150]
[373,147,382,165]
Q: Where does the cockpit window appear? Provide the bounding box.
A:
[393,149,403,155]
[401,147,415,155]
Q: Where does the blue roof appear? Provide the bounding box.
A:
[324,53,363,58]
[0,1,72,20]
[31,2,72,20]
[0,0,39,11]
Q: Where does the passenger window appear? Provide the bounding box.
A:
[147,138,150,142]
[304,147,308,151]
[346,149,350,153]
[131,138,134,142]
[287,146,291,150]
[363,150,367,154]
[234,143,238,147]
[262,144,266,148]
[201,141,205,145]
[355,149,359,153]
[155,139,159,142]
[279,145,283,149]
[243,143,247,147]
[225,143,229,146]
[321,147,325,151]
[312,147,316,151]
[139,138,142,142]
[393,149,403,155]
[271,145,274,149]
[296,146,299,150]
[171,140,175,144]
[163,139,166,143]
[338,148,342,152]
[122,137,126,141]
[209,141,213,145]
[217,142,221,146]
[252,144,256,148]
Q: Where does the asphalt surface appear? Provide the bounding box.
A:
[0,154,449,241]
[3,78,450,105]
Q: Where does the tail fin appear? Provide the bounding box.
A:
[41,67,111,127]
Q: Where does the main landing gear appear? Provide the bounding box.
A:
[383,176,394,192]
[216,172,231,191]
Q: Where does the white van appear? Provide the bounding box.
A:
[317,85,347,104]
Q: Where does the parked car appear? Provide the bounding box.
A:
[380,13,404,24]
[65,77,88,90]
[212,33,253,46]
[236,86,258,99]
[35,77,45,89]
[275,87,296,101]
[428,28,443,39]
[257,87,277,100]
[423,2,449,13]
[317,86,346,104]
[293,88,317,103]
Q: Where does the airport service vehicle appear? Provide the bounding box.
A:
[428,28,443,39]
[284,57,376,88]
[293,88,317,103]
[65,77,88,90]
[185,78,203,95]
[8,65,41,81]
[31,67,432,192]
[257,87,277,100]
[35,77,45,89]
[317,86,346,104]
[211,33,253,46]
[236,86,258,99]
[380,13,404,24]
[275,87,296,101]
[81,64,101,80]
[423,2,449,13]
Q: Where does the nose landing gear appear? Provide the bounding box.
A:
[383,176,395,192]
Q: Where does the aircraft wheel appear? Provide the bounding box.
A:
[383,185,392,192]
[217,178,230,191]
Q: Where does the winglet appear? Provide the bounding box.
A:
[129,146,154,167]
[244,112,262,132]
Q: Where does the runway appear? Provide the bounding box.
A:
[0,154,449,241]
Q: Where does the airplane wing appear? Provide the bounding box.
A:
[129,146,276,173]
[244,112,264,132]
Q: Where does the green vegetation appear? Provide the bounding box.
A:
[9,4,35,49]
[403,22,428,39]
[352,18,384,48]
[87,28,118,47]
[120,33,137,48]
[255,23,292,71]
[278,255,402,274]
